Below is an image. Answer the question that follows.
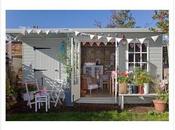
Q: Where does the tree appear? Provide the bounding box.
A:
[151,10,169,79]
[107,10,136,28]
[151,10,169,33]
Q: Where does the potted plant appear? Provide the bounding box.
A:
[117,71,128,94]
[128,71,137,94]
[140,71,152,94]
[134,68,152,94]
[153,80,168,112]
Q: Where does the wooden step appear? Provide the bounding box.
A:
[74,103,119,111]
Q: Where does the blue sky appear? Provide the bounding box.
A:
[6,10,156,28]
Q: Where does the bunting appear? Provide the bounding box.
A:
[115,38,122,43]
[75,31,80,36]
[151,35,159,42]
[127,39,133,44]
[139,38,146,44]
[26,29,32,34]
[45,30,50,35]
[90,34,95,40]
[54,30,59,33]
[97,36,102,40]
[104,42,108,46]
[36,29,41,34]
[23,29,162,46]
[107,37,113,42]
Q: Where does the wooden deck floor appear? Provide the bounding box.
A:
[76,96,155,104]
[76,97,117,104]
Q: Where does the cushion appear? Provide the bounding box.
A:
[88,84,98,90]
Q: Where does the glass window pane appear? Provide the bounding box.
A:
[135,63,140,68]
[135,54,140,62]
[135,43,140,52]
[129,53,134,62]
[142,54,147,62]
[142,44,147,52]
[142,63,147,70]
[129,63,134,71]
[129,43,134,52]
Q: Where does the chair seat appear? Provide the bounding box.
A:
[88,84,98,90]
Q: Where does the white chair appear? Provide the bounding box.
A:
[87,77,99,95]
[34,92,50,112]
[25,82,50,112]
[44,78,65,107]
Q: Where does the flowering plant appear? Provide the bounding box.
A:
[117,71,129,83]
[154,79,169,103]
[134,68,152,86]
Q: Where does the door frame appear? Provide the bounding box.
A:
[71,37,81,102]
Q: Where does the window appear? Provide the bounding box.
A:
[127,42,148,72]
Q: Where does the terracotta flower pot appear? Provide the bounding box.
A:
[153,100,167,112]
[138,85,144,94]
[119,83,128,94]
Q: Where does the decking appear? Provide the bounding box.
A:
[76,94,157,110]
[76,97,117,104]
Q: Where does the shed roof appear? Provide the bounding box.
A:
[6,28,164,34]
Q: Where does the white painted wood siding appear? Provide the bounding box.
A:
[118,32,162,79]
[22,38,68,89]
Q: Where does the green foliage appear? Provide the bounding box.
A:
[7,111,168,121]
[118,76,128,83]
[6,78,16,97]
[134,68,152,86]
[6,78,17,110]
[58,42,72,81]
[117,72,128,83]
[156,91,168,103]
[151,10,169,33]
[127,72,134,84]
[154,80,169,103]
[107,10,136,28]
[17,84,37,93]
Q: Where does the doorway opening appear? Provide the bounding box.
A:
[80,42,116,97]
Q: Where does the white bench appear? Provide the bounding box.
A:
[119,93,157,110]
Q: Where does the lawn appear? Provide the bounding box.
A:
[6,111,168,121]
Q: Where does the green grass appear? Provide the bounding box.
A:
[6,111,168,121]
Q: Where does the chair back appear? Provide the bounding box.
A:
[86,77,92,85]
[25,83,33,101]
[25,82,29,95]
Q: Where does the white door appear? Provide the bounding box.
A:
[71,37,81,102]
[34,42,61,88]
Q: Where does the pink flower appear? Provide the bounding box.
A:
[111,71,117,78]
[40,88,47,94]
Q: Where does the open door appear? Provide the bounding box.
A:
[71,37,81,102]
